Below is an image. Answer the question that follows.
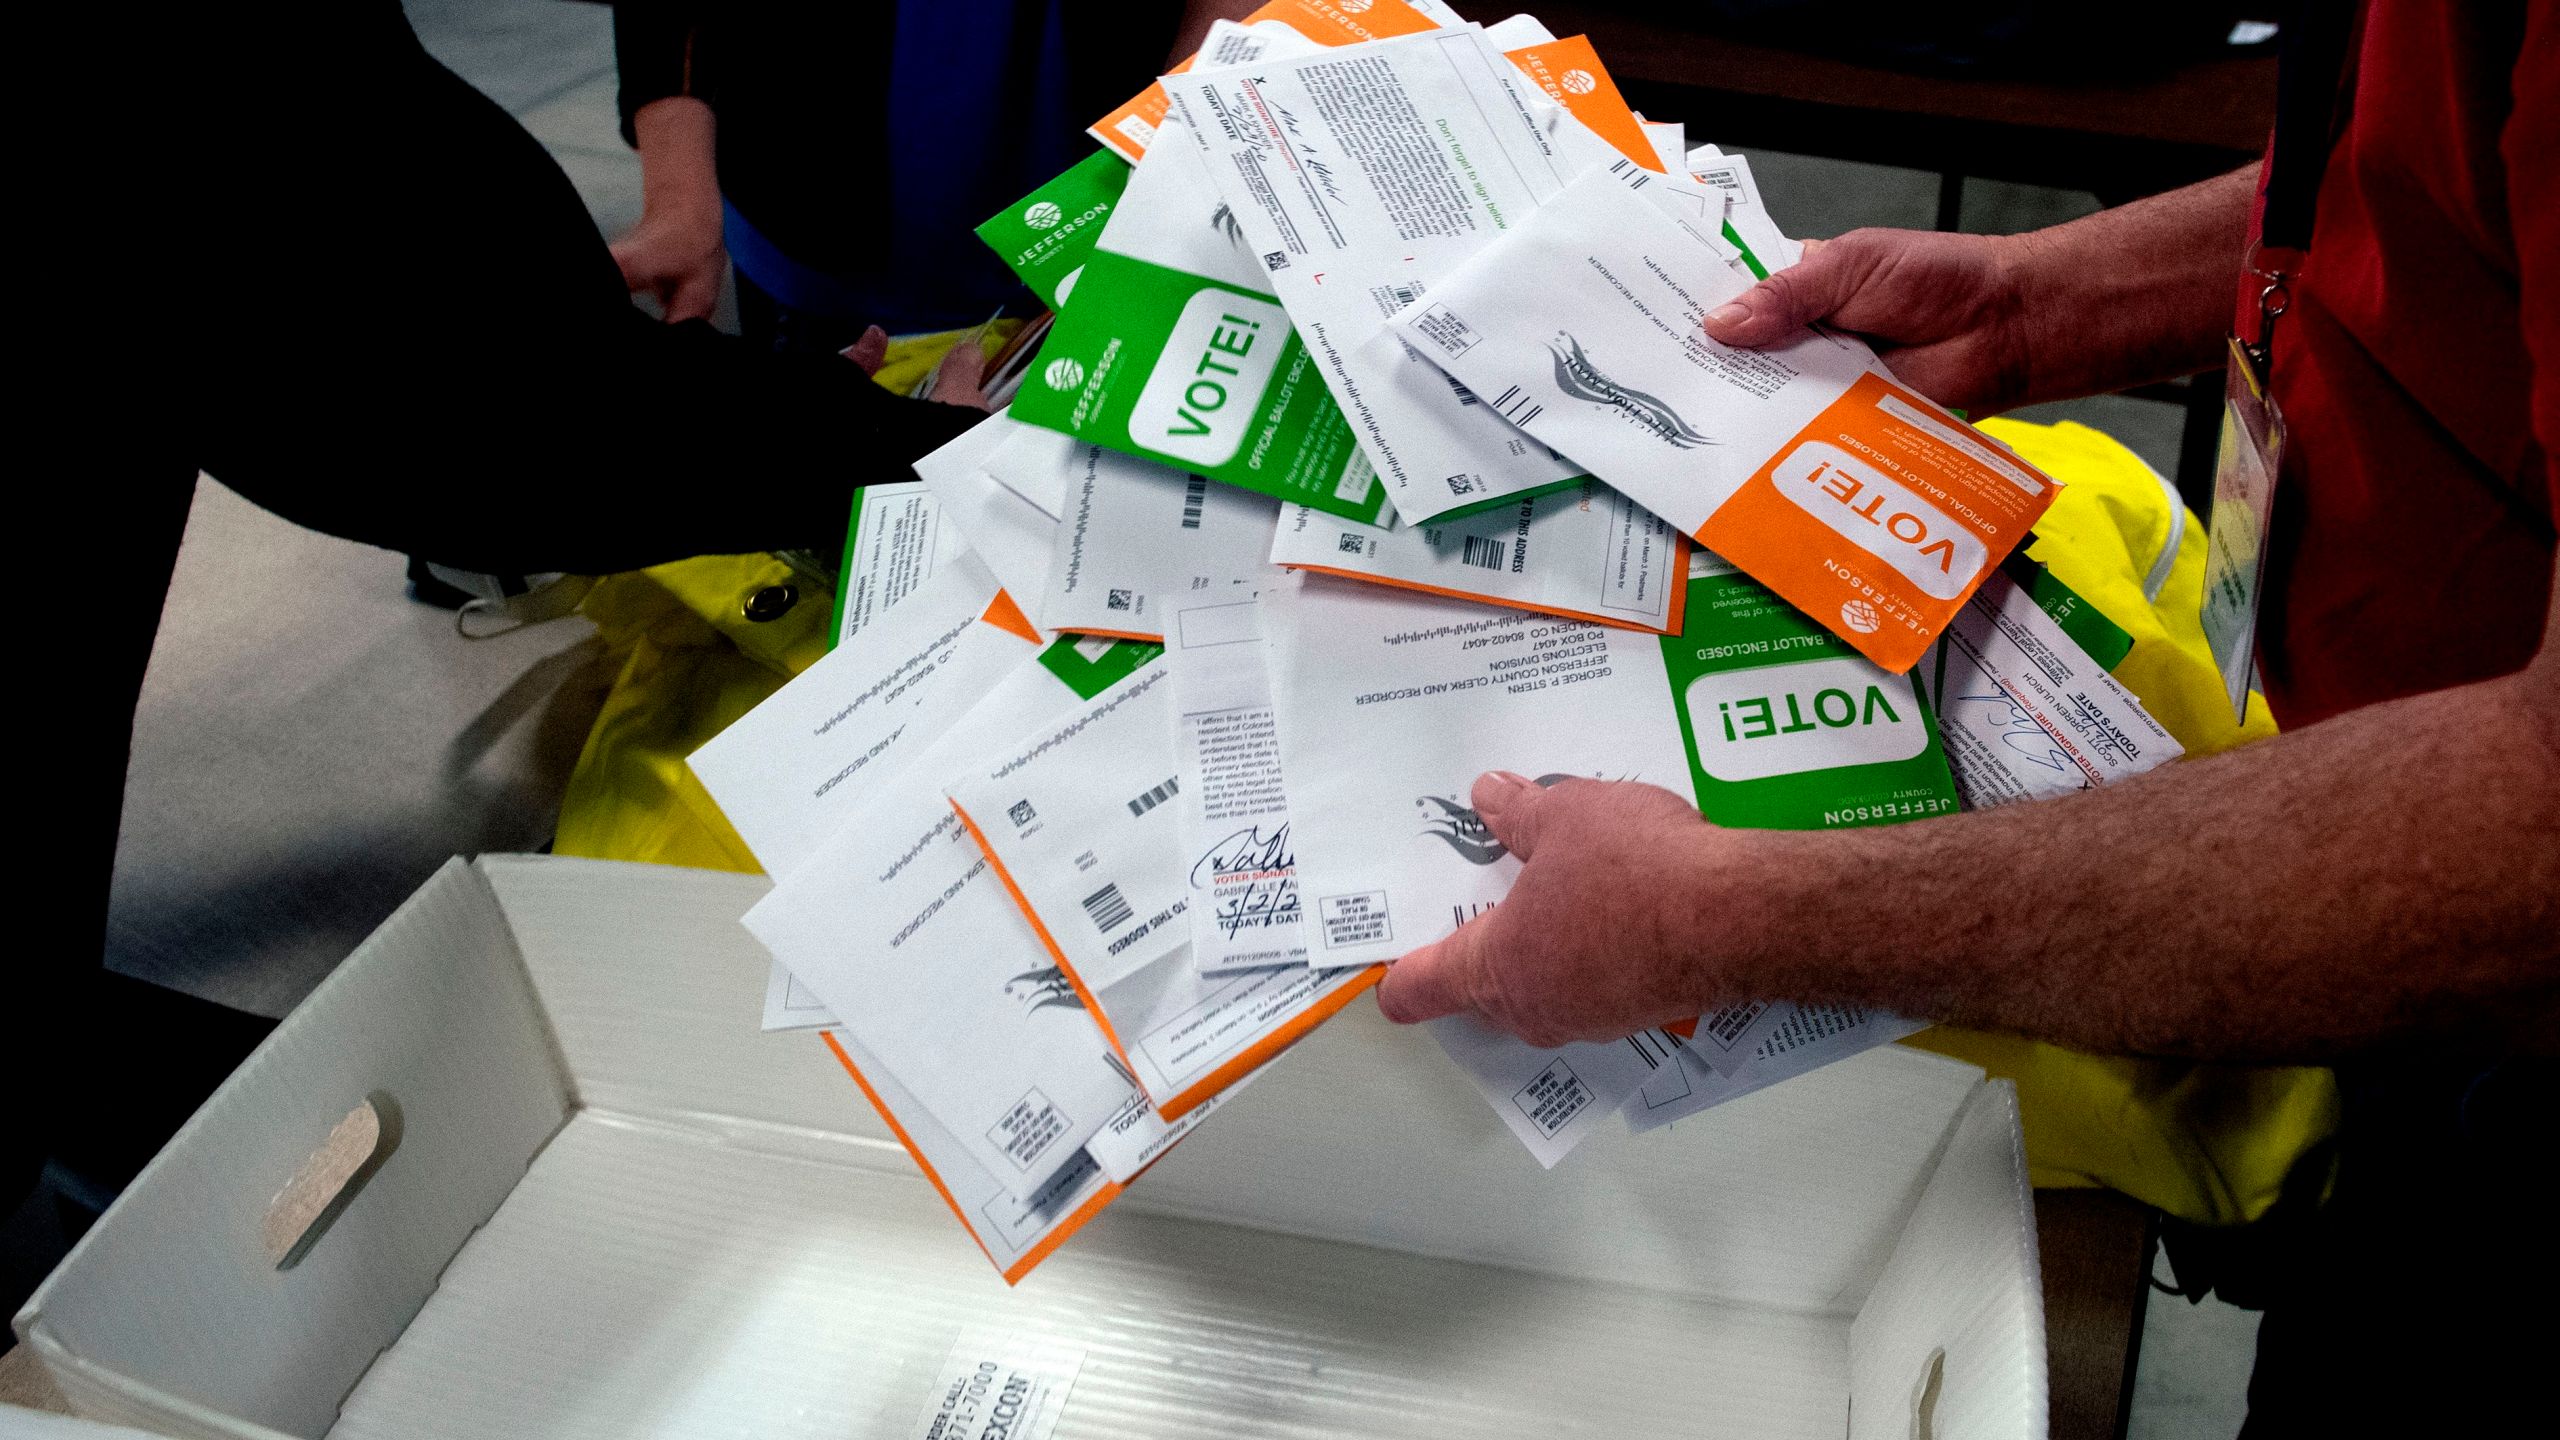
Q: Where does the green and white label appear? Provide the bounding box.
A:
[1011,254,1388,522]
[1657,569,1959,829]
[975,149,1131,310]
[1130,290,1287,467]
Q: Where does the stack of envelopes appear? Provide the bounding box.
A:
[690,1,2185,1283]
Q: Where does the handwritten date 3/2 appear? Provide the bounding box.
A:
[1193,825,1300,939]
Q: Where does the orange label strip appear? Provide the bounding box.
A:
[1504,36,1660,174]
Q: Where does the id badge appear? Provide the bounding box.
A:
[2199,335,2285,722]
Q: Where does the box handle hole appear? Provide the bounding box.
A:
[264,1092,402,1270]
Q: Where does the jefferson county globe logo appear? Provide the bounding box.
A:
[1337,0,1374,11]
[1839,599,1881,634]
[1044,357,1087,391]
[1559,68,1598,95]
[1023,200,1064,230]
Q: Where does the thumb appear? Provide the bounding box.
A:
[841,325,890,376]
[928,339,991,406]
[1701,236,1864,348]
[1376,916,1491,1025]
[665,271,720,325]
[1471,770,1551,861]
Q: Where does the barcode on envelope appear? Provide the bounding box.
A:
[1622,1031,1671,1070]
[1083,883,1135,933]
[1179,474,1207,529]
[1491,385,1544,426]
[1460,535,1507,572]
[1126,776,1179,817]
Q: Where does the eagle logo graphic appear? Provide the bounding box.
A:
[1210,202,1248,251]
[1546,333,1717,449]
[1004,965,1086,1015]
[1416,774,1582,864]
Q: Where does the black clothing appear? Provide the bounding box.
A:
[611,2,1174,324]
[184,4,980,575]
[12,0,979,1282]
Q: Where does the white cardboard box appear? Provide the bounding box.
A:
[14,856,2044,1439]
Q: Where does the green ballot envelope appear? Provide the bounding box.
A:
[1663,562,1963,830]
[974,149,1131,312]
[1001,119,1393,525]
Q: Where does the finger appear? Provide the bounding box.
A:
[1376,921,1488,1025]
[933,340,987,390]
[929,340,994,409]
[1470,769,1549,860]
[1699,235,1884,351]
[841,325,890,375]
[665,273,719,324]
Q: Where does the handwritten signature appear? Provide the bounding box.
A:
[1956,691,2073,775]
[1194,825,1299,939]
[1194,824,1294,884]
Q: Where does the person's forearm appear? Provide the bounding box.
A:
[1997,165,2258,407]
[632,95,720,225]
[1711,661,2560,1063]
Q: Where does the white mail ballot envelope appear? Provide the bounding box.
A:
[1088,0,1447,163]
[1432,1016,1681,1167]
[1396,162,2059,672]
[816,1025,1118,1284]
[1078,940,1375,1120]
[914,411,1064,621]
[946,664,1193,989]
[1165,593,1307,974]
[1687,151,1800,276]
[744,659,1145,1203]
[1922,567,2183,808]
[689,562,1037,879]
[1164,28,1591,524]
[1680,1001,1795,1079]
[950,661,1377,1117]
[1627,1005,1928,1134]
[1038,437,1281,640]
[1642,119,1686,174]
[1259,563,1957,974]
[981,423,1074,521]
[1271,478,1686,633]
[837,479,977,645]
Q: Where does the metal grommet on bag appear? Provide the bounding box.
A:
[742,582,799,623]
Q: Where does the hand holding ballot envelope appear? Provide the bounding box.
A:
[675,7,2250,1283]
[1698,229,2039,416]
[1374,772,1736,1047]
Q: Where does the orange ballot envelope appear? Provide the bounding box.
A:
[1396,163,2058,670]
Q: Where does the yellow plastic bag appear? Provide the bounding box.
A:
[552,323,1013,873]
[551,552,822,873]
[1898,417,2337,1225]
